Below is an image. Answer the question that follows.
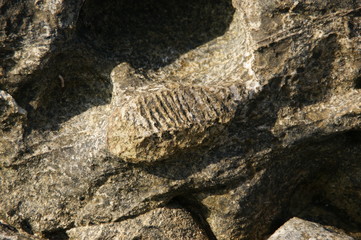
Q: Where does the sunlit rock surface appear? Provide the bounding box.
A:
[0,0,360,239]
[267,218,354,240]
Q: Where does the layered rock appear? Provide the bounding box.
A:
[0,0,360,240]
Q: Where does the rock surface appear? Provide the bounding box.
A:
[0,90,26,165]
[67,202,209,240]
[0,0,360,240]
[267,217,354,240]
[107,83,251,162]
[0,221,36,240]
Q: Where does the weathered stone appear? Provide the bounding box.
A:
[67,203,209,240]
[0,221,36,240]
[107,83,257,162]
[0,0,360,239]
[267,217,354,240]
[0,90,26,166]
[0,0,84,94]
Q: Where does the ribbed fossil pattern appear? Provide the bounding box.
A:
[107,83,246,162]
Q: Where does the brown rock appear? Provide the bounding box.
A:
[0,0,360,240]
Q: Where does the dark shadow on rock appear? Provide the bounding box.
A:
[129,75,290,181]
[43,228,70,240]
[0,0,33,86]
[290,34,340,107]
[166,130,361,240]
[131,45,361,238]
[283,130,361,239]
[16,0,235,132]
[76,0,235,70]
[170,196,218,240]
[17,48,113,132]
[256,131,356,239]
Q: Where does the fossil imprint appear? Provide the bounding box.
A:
[107,81,261,163]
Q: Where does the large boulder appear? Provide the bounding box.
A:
[0,0,360,239]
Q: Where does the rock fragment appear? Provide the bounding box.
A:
[267,217,354,240]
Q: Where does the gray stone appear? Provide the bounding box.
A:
[267,217,354,240]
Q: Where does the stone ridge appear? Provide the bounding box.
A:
[107,83,250,162]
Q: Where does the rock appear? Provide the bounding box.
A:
[0,0,360,239]
[0,90,27,166]
[267,217,354,240]
[0,0,83,94]
[0,221,36,240]
[107,83,256,162]
[67,203,209,240]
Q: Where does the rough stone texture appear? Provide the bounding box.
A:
[0,0,84,94]
[0,90,26,166]
[0,221,37,240]
[0,0,360,240]
[67,202,209,240]
[267,217,354,240]
[107,82,254,162]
